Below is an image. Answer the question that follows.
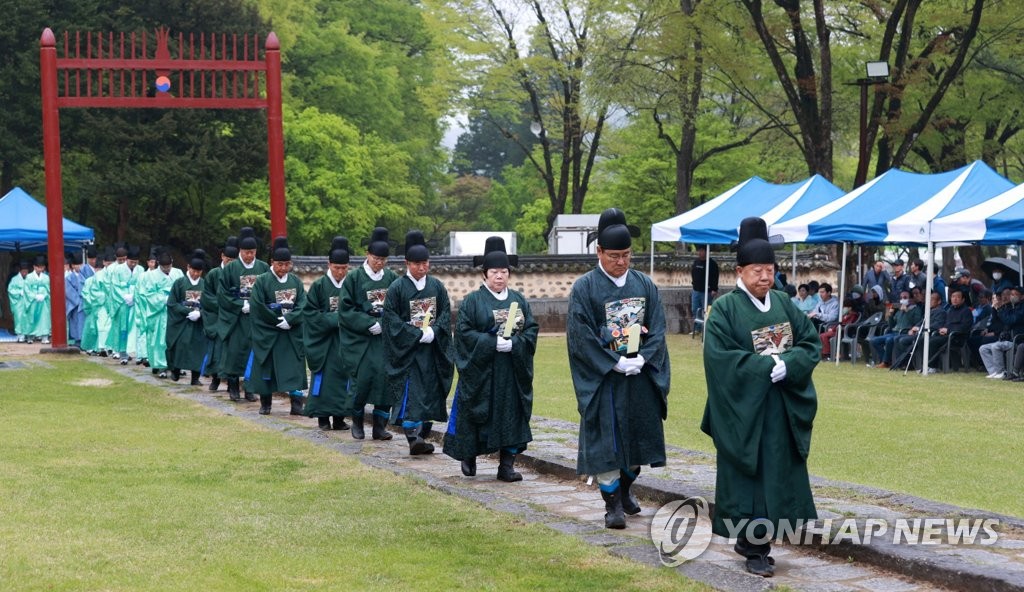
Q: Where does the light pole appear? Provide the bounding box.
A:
[852,61,890,188]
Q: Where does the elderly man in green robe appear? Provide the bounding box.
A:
[383,230,454,455]
[249,237,307,415]
[567,208,670,530]
[23,256,52,343]
[339,227,399,440]
[443,236,538,481]
[218,227,270,402]
[166,251,208,385]
[200,238,235,391]
[702,217,819,578]
[301,237,351,430]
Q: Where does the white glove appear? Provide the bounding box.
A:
[496,335,512,352]
[369,322,382,335]
[187,310,201,322]
[625,354,645,376]
[36,293,45,302]
[770,359,787,383]
[419,326,435,344]
[613,356,630,373]
[124,294,134,306]
[241,300,250,314]
[276,317,291,330]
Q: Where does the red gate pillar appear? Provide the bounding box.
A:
[265,32,287,239]
[40,28,70,351]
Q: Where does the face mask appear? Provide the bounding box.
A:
[852,292,862,299]
[900,298,910,306]
[993,272,1003,280]
[1011,296,1020,305]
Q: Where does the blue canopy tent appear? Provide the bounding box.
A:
[929,182,1024,244]
[0,186,94,251]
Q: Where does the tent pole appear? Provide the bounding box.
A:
[922,240,934,377]
[836,242,847,365]
[701,244,710,346]
[791,244,797,284]
[858,246,863,285]
[649,237,654,277]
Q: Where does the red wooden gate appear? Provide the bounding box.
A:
[39,27,286,350]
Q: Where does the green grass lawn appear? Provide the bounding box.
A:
[533,335,1024,517]
[0,359,706,592]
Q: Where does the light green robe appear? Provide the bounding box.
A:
[136,267,184,370]
[22,271,51,338]
[7,273,27,336]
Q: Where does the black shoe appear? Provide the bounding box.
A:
[170,369,181,381]
[208,376,221,392]
[350,414,366,440]
[419,422,433,440]
[744,555,775,577]
[135,358,144,365]
[600,488,626,529]
[190,371,201,386]
[619,468,641,515]
[404,426,434,455]
[120,358,129,365]
[317,417,332,430]
[142,359,150,367]
[331,416,349,430]
[244,389,257,402]
[258,395,272,415]
[461,456,477,477]
[372,414,394,441]
[158,371,168,379]
[497,449,522,482]
[289,393,304,416]
[227,378,241,402]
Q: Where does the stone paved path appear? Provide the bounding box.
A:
[74,353,1005,592]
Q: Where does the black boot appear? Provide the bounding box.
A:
[497,449,523,482]
[170,368,181,381]
[371,414,394,441]
[244,385,257,402]
[332,416,349,430]
[734,539,775,577]
[419,422,433,440]
[289,393,304,416]
[350,413,366,440]
[600,487,626,529]
[208,376,221,392]
[258,394,272,415]
[190,371,201,386]
[317,417,332,430]
[461,456,477,477]
[404,426,434,455]
[227,378,241,402]
[619,468,641,515]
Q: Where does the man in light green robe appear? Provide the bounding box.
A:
[136,253,183,377]
[702,217,819,578]
[80,261,107,354]
[22,259,51,342]
[104,248,135,361]
[7,262,29,341]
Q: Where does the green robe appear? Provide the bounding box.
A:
[217,259,270,378]
[701,287,819,538]
[201,265,224,376]
[248,271,307,395]
[338,264,399,409]
[567,268,671,475]
[81,268,110,352]
[383,274,454,424]
[22,271,51,338]
[103,262,136,353]
[136,267,184,370]
[443,286,538,461]
[165,275,207,372]
[301,274,349,416]
[7,273,26,336]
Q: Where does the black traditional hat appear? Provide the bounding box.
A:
[329,236,350,265]
[736,217,776,265]
[366,227,391,258]
[126,244,141,260]
[33,255,46,267]
[18,260,31,270]
[588,208,641,250]
[271,236,291,262]
[473,236,518,270]
[222,236,239,259]
[239,226,258,251]
[103,247,116,262]
[148,245,159,261]
[70,250,83,265]
[403,230,429,262]
[189,249,207,271]
[156,247,173,267]
[115,246,128,258]
[86,245,97,259]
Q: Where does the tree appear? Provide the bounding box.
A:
[451,107,539,180]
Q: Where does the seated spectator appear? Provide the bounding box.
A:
[951,267,986,307]
[869,289,922,368]
[891,291,946,371]
[910,286,925,310]
[968,287,1008,370]
[792,283,817,314]
[973,289,993,328]
[847,284,866,315]
[807,280,821,308]
[820,297,860,361]
[933,269,947,305]
[978,286,1024,378]
[807,282,839,330]
[921,290,973,372]
[864,285,886,318]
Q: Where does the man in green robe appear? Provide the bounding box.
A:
[443,236,538,481]
[104,247,136,362]
[7,261,29,342]
[218,227,269,402]
[201,237,236,392]
[702,217,819,578]
[22,256,52,343]
[136,251,184,378]
[567,208,670,530]
[383,230,454,455]
[249,237,307,415]
[80,257,107,354]
[133,248,158,365]
[302,237,351,430]
[339,227,399,440]
[95,249,116,353]
[166,251,208,385]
